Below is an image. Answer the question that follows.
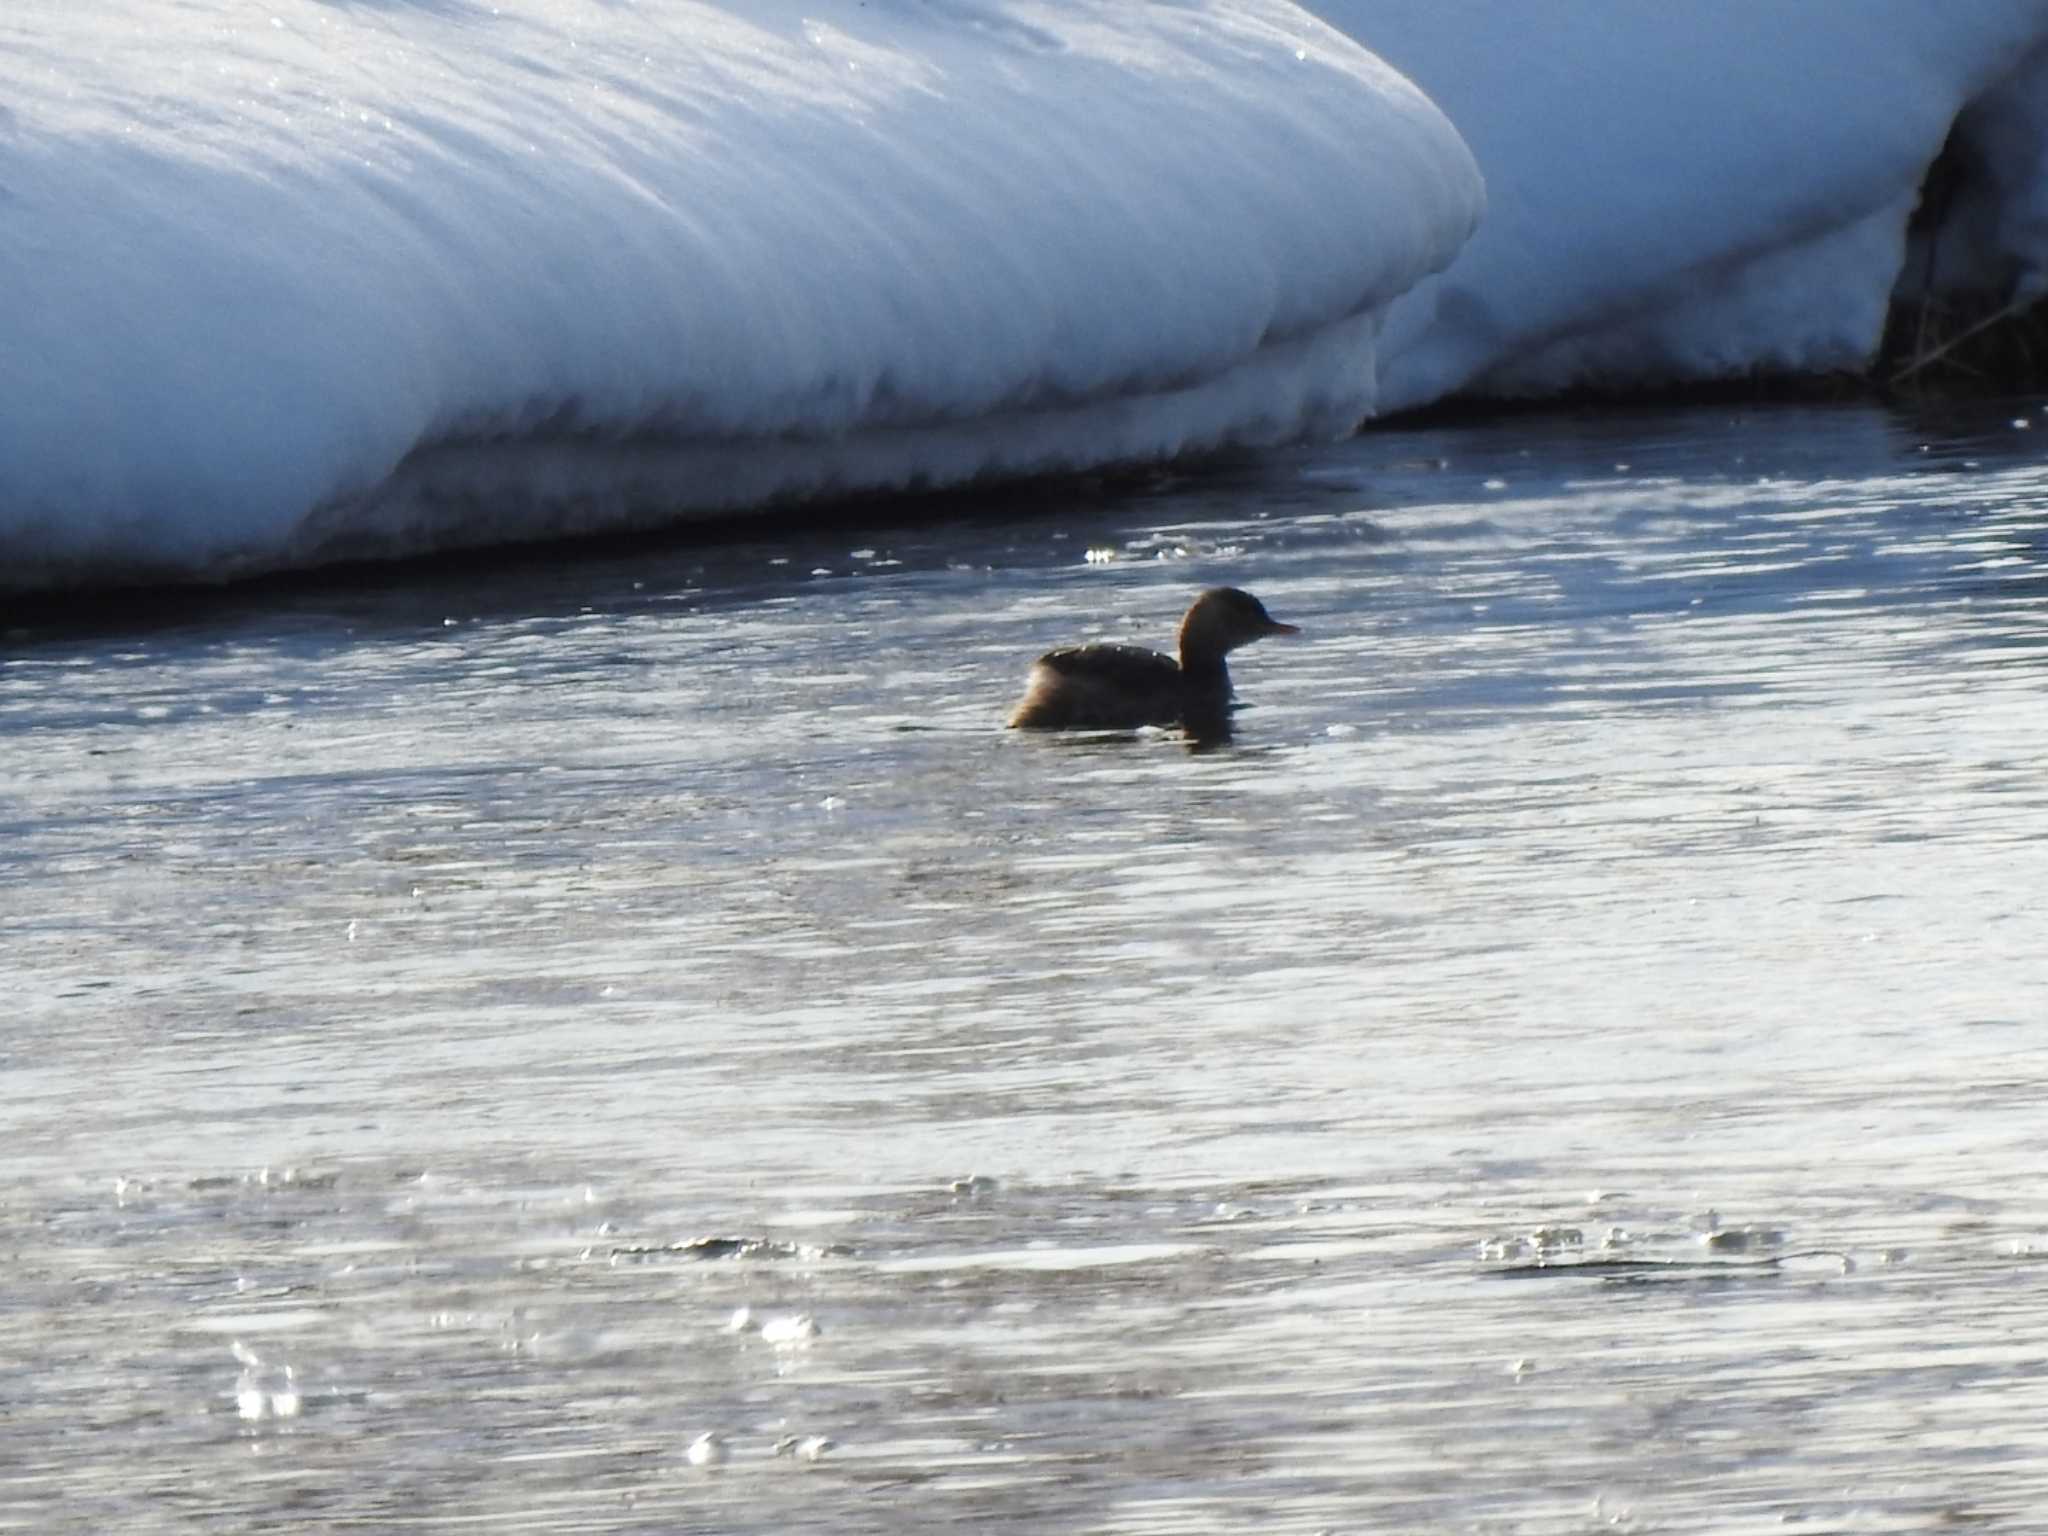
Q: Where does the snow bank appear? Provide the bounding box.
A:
[0,1,1481,591]
[1313,2,2048,409]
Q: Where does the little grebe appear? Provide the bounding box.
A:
[1007,587,1299,734]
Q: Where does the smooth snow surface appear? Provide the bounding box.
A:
[0,1,1480,591]
[18,3,2048,594]
[1324,2,2048,409]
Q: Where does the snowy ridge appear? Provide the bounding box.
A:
[1328,2,2048,409]
[0,1,1481,590]
[20,2,2048,595]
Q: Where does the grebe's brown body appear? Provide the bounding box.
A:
[1007,587,1299,735]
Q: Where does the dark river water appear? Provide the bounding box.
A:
[5,402,2048,1532]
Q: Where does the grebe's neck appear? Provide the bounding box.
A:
[1177,647,1230,691]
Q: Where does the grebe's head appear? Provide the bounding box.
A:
[1178,587,1300,661]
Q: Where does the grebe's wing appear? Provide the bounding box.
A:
[1009,643,1184,730]
[1032,644,1180,688]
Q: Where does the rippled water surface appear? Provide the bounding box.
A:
[7,403,2048,1532]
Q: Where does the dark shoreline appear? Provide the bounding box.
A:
[9,350,2048,635]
